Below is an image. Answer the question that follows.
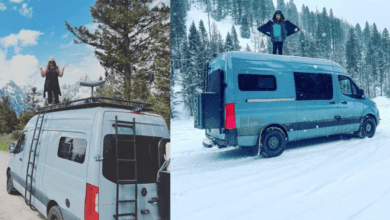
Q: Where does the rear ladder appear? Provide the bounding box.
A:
[24,111,46,210]
[113,116,138,220]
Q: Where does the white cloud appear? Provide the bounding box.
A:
[61,33,69,39]
[0,34,18,47]
[12,6,16,10]
[19,3,32,18]
[0,3,6,11]
[0,49,40,88]
[9,0,23,3]
[0,29,43,48]
[18,30,43,46]
[60,52,105,85]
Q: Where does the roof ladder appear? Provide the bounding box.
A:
[113,116,138,220]
[24,111,46,210]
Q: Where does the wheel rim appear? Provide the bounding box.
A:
[268,136,280,150]
[365,123,372,133]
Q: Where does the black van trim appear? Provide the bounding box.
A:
[11,171,80,220]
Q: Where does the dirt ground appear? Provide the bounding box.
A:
[0,150,45,220]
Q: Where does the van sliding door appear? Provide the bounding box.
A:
[294,72,341,139]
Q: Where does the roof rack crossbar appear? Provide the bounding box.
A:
[37,97,152,113]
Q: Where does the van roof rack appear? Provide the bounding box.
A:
[37,80,152,113]
[37,97,152,113]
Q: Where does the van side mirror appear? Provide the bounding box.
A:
[9,143,15,153]
[358,89,365,99]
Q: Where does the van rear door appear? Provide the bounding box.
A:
[99,111,169,220]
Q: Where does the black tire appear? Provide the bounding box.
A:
[362,117,376,138]
[48,206,63,220]
[260,128,286,158]
[6,171,18,195]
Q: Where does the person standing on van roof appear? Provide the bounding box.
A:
[37,58,66,104]
[257,10,300,55]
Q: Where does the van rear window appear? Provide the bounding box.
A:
[238,74,276,91]
[57,137,87,164]
[103,134,162,184]
[294,72,333,100]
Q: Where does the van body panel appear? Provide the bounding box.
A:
[200,52,380,151]
[8,106,168,220]
[98,111,169,220]
[43,130,90,219]
[232,55,297,145]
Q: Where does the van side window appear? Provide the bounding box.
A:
[57,137,87,164]
[294,72,333,100]
[338,75,358,97]
[14,131,27,154]
[238,74,276,91]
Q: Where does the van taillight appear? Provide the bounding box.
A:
[225,103,236,129]
[85,183,99,220]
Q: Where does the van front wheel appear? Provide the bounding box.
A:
[260,128,286,158]
[362,117,376,138]
[6,172,17,195]
[48,206,63,220]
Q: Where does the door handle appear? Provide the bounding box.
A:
[19,158,22,161]
[148,197,159,204]
[341,101,347,104]
[335,116,341,120]
[329,101,335,104]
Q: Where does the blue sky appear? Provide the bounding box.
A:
[0,0,105,89]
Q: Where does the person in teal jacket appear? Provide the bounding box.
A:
[258,10,300,55]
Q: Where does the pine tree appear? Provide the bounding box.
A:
[231,25,241,51]
[382,28,390,95]
[23,87,41,113]
[277,0,286,12]
[298,32,307,57]
[171,0,188,71]
[245,43,251,51]
[17,109,35,130]
[240,17,251,39]
[0,96,18,134]
[65,0,170,101]
[346,28,359,79]
[224,32,234,52]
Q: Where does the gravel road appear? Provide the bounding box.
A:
[0,150,44,220]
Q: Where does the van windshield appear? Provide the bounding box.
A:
[102,134,162,184]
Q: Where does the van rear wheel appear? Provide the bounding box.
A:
[362,117,376,138]
[260,128,286,158]
[6,172,17,195]
[48,206,63,220]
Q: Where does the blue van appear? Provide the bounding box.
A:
[194,52,380,157]
[6,82,170,220]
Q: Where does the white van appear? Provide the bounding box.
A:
[6,88,170,220]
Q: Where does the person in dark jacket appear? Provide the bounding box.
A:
[258,10,300,55]
[37,58,66,104]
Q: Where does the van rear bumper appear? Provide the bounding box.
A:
[205,129,238,147]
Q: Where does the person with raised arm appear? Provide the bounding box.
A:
[37,58,66,104]
[258,10,300,55]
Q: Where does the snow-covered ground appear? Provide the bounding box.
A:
[171,96,390,220]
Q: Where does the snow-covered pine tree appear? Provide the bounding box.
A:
[240,17,251,39]
[277,0,286,11]
[225,32,234,52]
[231,25,241,51]
[245,43,251,51]
[346,28,359,79]
[382,28,390,95]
